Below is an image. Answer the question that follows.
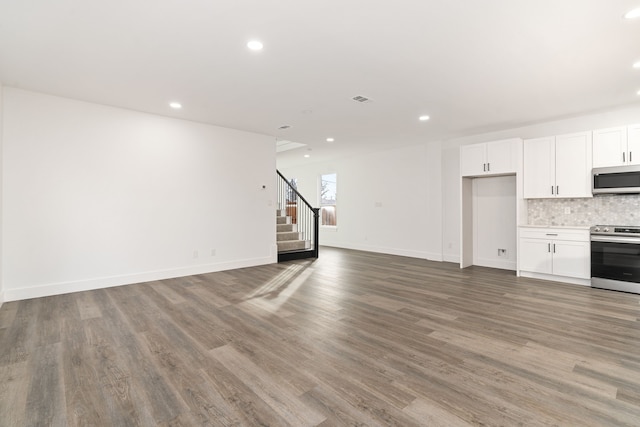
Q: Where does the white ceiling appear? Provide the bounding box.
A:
[1,0,640,168]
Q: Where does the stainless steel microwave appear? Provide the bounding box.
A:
[592,165,640,194]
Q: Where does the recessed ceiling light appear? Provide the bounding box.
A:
[634,61,640,69]
[637,89,640,95]
[304,154,310,158]
[169,102,182,109]
[247,40,264,50]
[419,115,430,121]
[326,137,335,142]
[624,8,640,19]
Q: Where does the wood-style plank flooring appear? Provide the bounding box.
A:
[2,247,640,426]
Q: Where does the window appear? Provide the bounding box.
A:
[286,178,298,224]
[285,178,298,204]
[320,173,337,226]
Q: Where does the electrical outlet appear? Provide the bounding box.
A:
[498,249,507,257]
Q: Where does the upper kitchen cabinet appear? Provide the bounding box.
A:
[592,127,628,167]
[523,131,592,199]
[460,138,520,177]
[630,125,640,165]
[593,125,640,167]
[523,136,554,198]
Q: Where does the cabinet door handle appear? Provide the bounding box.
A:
[487,162,490,171]
[631,152,633,163]
[623,152,626,163]
[556,185,559,195]
[483,163,486,172]
[548,243,551,253]
[546,233,558,236]
[553,243,556,253]
[551,186,554,195]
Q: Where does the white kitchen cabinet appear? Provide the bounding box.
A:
[460,138,519,177]
[519,238,553,274]
[460,143,487,176]
[523,132,592,199]
[518,227,590,281]
[555,132,592,198]
[592,127,627,168]
[628,124,640,165]
[523,136,555,198]
[593,125,640,167]
[552,241,591,279]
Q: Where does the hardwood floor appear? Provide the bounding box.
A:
[2,247,640,426]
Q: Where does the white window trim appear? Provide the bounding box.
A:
[319,173,338,228]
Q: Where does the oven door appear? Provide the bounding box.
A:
[591,235,640,283]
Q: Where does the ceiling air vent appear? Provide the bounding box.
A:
[352,95,373,103]
[277,124,292,130]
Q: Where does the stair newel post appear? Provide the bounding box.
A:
[313,208,320,258]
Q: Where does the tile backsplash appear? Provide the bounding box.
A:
[527,195,640,226]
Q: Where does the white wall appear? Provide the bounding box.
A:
[279,142,443,261]
[2,88,277,301]
[441,144,460,262]
[0,83,3,307]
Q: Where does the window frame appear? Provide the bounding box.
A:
[319,172,337,228]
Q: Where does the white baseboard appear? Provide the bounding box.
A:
[4,255,276,302]
[321,242,442,262]
[519,270,591,287]
[473,257,517,271]
[442,253,460,264]
[425,252,444,262]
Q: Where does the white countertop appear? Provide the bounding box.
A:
[519,224,591,230]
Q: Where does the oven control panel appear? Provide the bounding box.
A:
[614,227,640,234]
[591,225,640,237]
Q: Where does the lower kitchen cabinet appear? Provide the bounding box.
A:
[519,238,553,274]
[518,226,590,284]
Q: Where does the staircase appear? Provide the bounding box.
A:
[276,170,319,262]
[276,209,310,252]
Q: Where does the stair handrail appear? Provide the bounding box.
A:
[277,170,315,211]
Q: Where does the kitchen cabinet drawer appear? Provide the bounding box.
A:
[519,227,589,242]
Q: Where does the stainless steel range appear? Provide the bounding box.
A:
[591,225,640,294]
